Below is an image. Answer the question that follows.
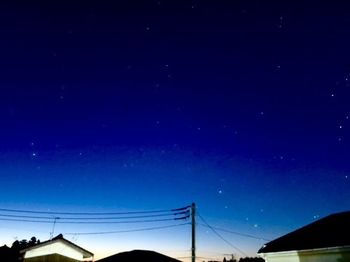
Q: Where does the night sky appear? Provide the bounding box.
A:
[0,1,350,261]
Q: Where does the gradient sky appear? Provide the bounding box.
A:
[0,1,350,261]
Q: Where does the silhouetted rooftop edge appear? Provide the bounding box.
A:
[258,211,350,253]
[20,234,93,258]
[97,249,181,262]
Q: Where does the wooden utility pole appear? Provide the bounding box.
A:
[191,202,196,262]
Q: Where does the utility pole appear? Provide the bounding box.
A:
[191,202,196,262]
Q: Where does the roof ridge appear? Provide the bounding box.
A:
[258,210,350,253]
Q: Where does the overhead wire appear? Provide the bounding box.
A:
[0,205,192,244]
[197,213,248,257]
[0,210,190,220]
[197,222,271,241]
[0,205,191,216]
[64,222,191,235]
[0,216,190,224]
[1,205,267,257]
[0,205,191,225]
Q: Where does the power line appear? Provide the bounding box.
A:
[0,216,190,224]
[197,213,247,257]
[198,223,271,241]
[64,222,191,235]
[0,206,191,216]
[0,210,190,220]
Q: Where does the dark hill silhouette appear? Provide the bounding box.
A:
[97,250,181,262]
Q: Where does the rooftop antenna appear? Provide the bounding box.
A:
[50,217,59,240]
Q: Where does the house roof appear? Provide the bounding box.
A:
[21,234,93,258]
[258,211,350,253]
[97,250,181,262]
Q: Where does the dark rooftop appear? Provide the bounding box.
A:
[258,211,350,253]
[97,250,181,262]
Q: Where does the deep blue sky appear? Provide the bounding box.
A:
[0,1,349,261]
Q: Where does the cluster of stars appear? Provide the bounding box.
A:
[59,85,65,100]
[164,64,172,79]
[277,16,284,29]
[30,142,38,158]
[331,74,350,143]
[336,113,348,143]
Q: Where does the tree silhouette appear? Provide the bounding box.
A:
[238,257,264,262]
[3,237,41,262]
[222,255,237,262]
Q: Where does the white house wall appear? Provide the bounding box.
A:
[24,241,84,261]
[265,253,348,262]
[262,246,350,262]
